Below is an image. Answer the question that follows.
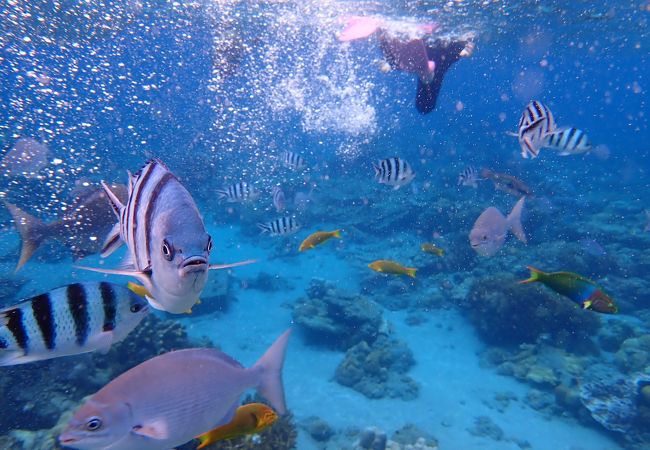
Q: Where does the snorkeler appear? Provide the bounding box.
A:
[338,16,474,114]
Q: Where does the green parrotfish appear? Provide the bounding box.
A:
[519,266,618,314]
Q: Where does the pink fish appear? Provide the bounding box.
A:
[337,16,383,41]
[60,329,291,450]
[469,197,526,257]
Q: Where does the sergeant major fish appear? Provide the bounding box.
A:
[544,127,592,156]
[0,282,148,366]
[272,186,286,213]
[280,151,306,171]
[515,100,556,159]
[258,217,300,236]
[373,157,415,190]
[59,329,291,450]
[77,159,253,314]
[457,166,480,188]
[216,182,260,203]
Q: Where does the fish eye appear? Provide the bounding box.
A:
[482,235,487,240]
[85,417,102,432]
[130,303,143,313]
[206,236,213,252]
[162,240,173,261]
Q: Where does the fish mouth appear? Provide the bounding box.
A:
[59,434,78,445]
[180,256,208,273]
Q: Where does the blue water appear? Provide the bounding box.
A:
[1,1,649,449]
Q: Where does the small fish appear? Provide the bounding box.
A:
[469,197,526,257]
[77,159,254,314]
[0,282,148,366]
[457,166,480,188]
[216,182,260,203]
[515,100,556,159]
[299,230,342,252]
[272,186,286,213]
[59,329,291,450]
[196,403,278,449]
[280,151,306,171]
[368,260,417,278]
[258,217,300,236]
[4,184,128,271]
[1,137,51,179]
[544,127,592,156]
[421,243,444,256]
[519,266,618,314]
[480,168,533,197]
[372,157,415,190]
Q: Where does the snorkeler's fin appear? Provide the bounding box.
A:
[415,78,442,114]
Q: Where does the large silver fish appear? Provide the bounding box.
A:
[78,159,252,314]
[59,329,291,450]
[0,282,148,366]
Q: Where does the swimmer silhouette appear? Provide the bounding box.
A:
[339,16,474,114]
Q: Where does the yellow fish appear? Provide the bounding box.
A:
[196,403,278,449]
[368,260,417,278]
[420,243,445,256]
[299,229,342,252]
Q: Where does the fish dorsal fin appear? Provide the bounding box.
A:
[101,222,124,257]
[132,419,169,440]
[127,170,137,193]
[101,181,125,219]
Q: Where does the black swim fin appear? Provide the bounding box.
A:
[415,78,442,114]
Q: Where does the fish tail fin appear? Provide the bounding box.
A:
[372,162,381,179]
[216,189,229,200]
[101,181,125,219]
[333,230,342,239]
[252,329,291,415]
[507,197,527,243]
[3,202,51,272]
[101,222,123,257]
[407,268,417,278]
[257,223,271,234]
[437,249,445,257]
[519,266,543,284]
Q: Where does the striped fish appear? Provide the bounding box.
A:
[372,157,415,189]
[544,127,592,156]
[78,159,254,314]
[272,186,286,213]
[516,100,556,159]
[216,182,260,203]
[0,282,148,366]
[257,217,300,236]
[280,151,306,171]
[458,166,480,188]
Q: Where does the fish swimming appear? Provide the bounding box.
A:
[216,182,260,203]
[272,186,286,213]
[515,100,556,159]
[372,157,415,190]
[368,260,417,278]
[4,183,128,271]
[280,151,306,171]
[196,403,278,449]
[469,197,527,256]
[258,217,300,236]
[299,230,341,252]
[0,282,148,366]
[519,266,618,314]
[544,127,592,156]
[480,169,533,197]
[77,159,253,314]
[457,166,480,188]
[1,137,50,179]
[59,329,291,450]
[420,243,444,256]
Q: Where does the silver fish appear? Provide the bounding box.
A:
[0,282,148,366]
[516,100,556,159]
[216,182,260,203]
[77,159,253,314]
[280,151,306,171]
[59,329,291,450]
[372,157,415,189]
[457,166,480,188]
[272,186,286,213]
[257,217,300,236]
[469,197,527,257]
[544,127,592,156]
[1,137,50,179]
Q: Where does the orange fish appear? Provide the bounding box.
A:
[368,260,417,278]
[299,230,342,252]
[196,403,278,449]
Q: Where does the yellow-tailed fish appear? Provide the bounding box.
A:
[299,230,342,252]
[196,403,278,449]
[368,260,417,278]
[420,243,444,256]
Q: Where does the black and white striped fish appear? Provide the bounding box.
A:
[516,100,556,159]
[280,151,306,171]
[544,127,592,156]
[458,166,480,188]
[216,182,260,203]
[78,159,254,314]
[257,217,300,236]
[372,157,415,189]
[272,186,286,213]
[0,282,148,366]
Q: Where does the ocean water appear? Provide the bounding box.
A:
[0,1,649,450]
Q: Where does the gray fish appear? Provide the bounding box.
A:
[77,159,253,314]
[0,282,148,366]
[515,100,556,159]
[1,137,50,179]
[469,197,527,257]
[257,217,300,236]
[372,157,415,189]
[59,329,291,450]
[4,183,128,271]
[216,181,260,203]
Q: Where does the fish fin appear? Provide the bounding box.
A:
[87,331,114,354]
[582,300,592,310]
[101,181,125,219]
[100,222,123,257]
[372,162,380,179]
[505,131,519,137]
[0,351,46,366]
[74,265,151,284]
[507,197,527,243]
[406,268,417,278]
[132,419,169,440]
[127,282,151,298]
[519,265,543,284]
[216,189,229,200]
[257,223,271,234]
[393,184,401,190]
[252,329,291,415]
[118,253,135,270]
[127,170,136,193]
[332,230,342,238]
[208,259,257,270]
[3,201,52,272]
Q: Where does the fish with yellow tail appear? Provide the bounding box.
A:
[196,403,278,449]
[368,260,417,278]
[519,266,618,314]
[420,243,444,256]
[299,230,342,252]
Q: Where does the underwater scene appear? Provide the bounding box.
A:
[0,0,649,449]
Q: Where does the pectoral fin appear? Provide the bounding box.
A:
[74,265,151,284]
[132,419,169,440]
[209,259,257,270]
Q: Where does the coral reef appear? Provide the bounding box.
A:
[301,416,334,442]
[194,269,236,316]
